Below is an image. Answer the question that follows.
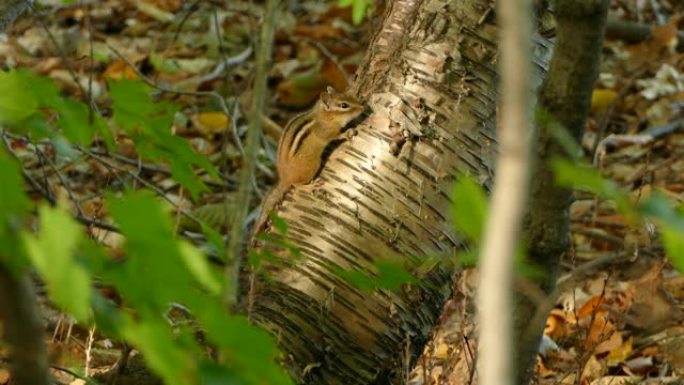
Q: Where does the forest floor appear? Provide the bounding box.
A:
[1,1,683,385]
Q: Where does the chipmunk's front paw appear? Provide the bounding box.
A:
[341,128,358,140]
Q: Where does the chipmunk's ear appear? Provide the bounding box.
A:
[320,89,332,110]
[326,85,336,94]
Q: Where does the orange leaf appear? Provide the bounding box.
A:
[103,60,138,81]
[577,295,607,319]
[584,310,615,350]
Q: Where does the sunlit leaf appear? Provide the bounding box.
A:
[639,193,684,232]
[451,175,488,242]
[0,70,39,123]
[122,320,197,385]
[0,152,29,259]
[663,227,684,272]
[179,242,222,295]
[107,191,195,309]
[374,259,421,291]
[192,301,294,385]
[552,158,635,219]
[22,204,90,321]
[55,99,96,146]
[109,79,217,198]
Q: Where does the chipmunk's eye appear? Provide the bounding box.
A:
[339,102,350,109]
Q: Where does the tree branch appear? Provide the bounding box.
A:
[517,0,610,383]
[224,0,276,309]
[0,264,52,385]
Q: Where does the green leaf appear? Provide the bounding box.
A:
[335,268,375,292]
[0,69,39,123]
[122,320,197,385]
[270,213,288,235]
[351,0,368,25]
[179,242,222,295]
[0,152,30,259]
[107,191,196,310]
[337,0,369,24]
[663,226,684,272]
[552,158,635,219]
[201,222,228,261]
[639,193,684,232]
[538,108,583,160]
[149,52,182,74]
[109,79,158,132]
[55,99,96,145]
[457,248,479,267]
[17,114,53,139]
[22,204,90,321]
[198,362,241,385]
[374,259,421,291]
[0,152,29,225]
[192,302,294,385]
[109,78,217,198]
[23,70,62,107]
[451,175,488,242]
[336,258,421,292]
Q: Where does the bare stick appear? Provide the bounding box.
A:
[0,131,119,232]
[476,1,532,384]
[224,0,277,309]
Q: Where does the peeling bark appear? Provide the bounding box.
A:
[249,0,552,384]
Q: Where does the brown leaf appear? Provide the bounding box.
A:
[581,355,605,384]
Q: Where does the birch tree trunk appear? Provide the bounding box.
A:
[248,0,553,384]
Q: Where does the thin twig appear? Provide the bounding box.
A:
[590,67,647,165]
[557,251,629,289]
[88,149,235,189]
[81,147,204,227]
[593,119,684,166]
[293,36,352,87]
[107,44,239,151]
[33,146,86,217]
[1,131,120,232]
[175,45,253,88]
[29,3,98,113]
[84,326,95,377]
[171,0,202,46]
[224,0,277,309]
[107,44,262,197]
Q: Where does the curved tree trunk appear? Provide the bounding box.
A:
[248,0,553,384]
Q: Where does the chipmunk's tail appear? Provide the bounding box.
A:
[250,184,291,240]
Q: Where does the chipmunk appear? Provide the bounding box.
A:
[252,86,365,238]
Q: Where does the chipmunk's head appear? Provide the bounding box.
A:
[319,86,365,127]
